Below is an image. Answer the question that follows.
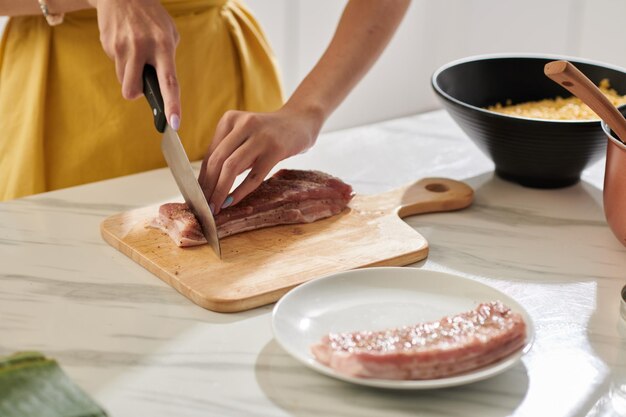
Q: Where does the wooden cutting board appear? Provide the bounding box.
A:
[101,178,473,313]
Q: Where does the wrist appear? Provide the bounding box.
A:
[38,0,65,25]
[46,0,97,12]
[283,98,327,136]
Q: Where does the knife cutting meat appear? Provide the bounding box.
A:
[142,65,221,258]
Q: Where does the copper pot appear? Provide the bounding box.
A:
[602,121,626,247]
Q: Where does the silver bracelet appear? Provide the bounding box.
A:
[38,0,64,26]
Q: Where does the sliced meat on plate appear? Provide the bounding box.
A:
[310,301,527,380]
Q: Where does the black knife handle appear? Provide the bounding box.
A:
[142,64,167,133]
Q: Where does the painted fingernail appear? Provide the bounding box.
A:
[208,203,215,214]
[170,114,180,131]
[221,195,233,209]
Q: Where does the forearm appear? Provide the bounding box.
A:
[0,0,92,16]
[284,0,410,127]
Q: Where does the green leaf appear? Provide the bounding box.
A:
[0,352,108,417]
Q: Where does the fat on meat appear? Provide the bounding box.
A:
[310,301,527,380]
[149,169,354,247]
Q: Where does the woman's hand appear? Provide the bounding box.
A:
[199,0,408,213]
[88,0,181,129]
[198,104,324,214]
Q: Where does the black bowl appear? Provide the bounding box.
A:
[432,54,626,188]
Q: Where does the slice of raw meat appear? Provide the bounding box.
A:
[310,301,527,380]
[149,169,354,247]
[149,203,207,247]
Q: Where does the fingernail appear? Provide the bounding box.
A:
[221,195,233,209]
[170,114,180,131]
[209,203,215,214]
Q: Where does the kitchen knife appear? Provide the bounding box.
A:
[142,65,221,258]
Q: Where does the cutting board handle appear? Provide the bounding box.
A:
[360,178,473,217]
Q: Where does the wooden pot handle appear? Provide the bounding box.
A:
[544,60,626,142]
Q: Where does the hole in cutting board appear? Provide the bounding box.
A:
[425,183,449,193]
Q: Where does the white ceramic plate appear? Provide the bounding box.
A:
[271,267,534,389]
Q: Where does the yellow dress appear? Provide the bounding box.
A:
[0,0,283,201]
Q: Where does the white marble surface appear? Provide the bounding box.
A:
[1,110,626,417]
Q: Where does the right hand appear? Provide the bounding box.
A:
[88,0,182,129]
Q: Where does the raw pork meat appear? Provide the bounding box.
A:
[150,203,207,248]
[150,169,354,247]
[310,301,527,380]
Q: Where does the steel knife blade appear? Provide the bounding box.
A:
[142,65,221,258]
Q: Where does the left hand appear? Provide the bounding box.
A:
[198,105,323,214]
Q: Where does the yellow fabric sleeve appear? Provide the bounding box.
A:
[0,0,283,201]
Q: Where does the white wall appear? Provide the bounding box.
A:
[246,0,626,131]
[3,1,626,131]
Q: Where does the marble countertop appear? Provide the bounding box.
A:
[2,110,625,417]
